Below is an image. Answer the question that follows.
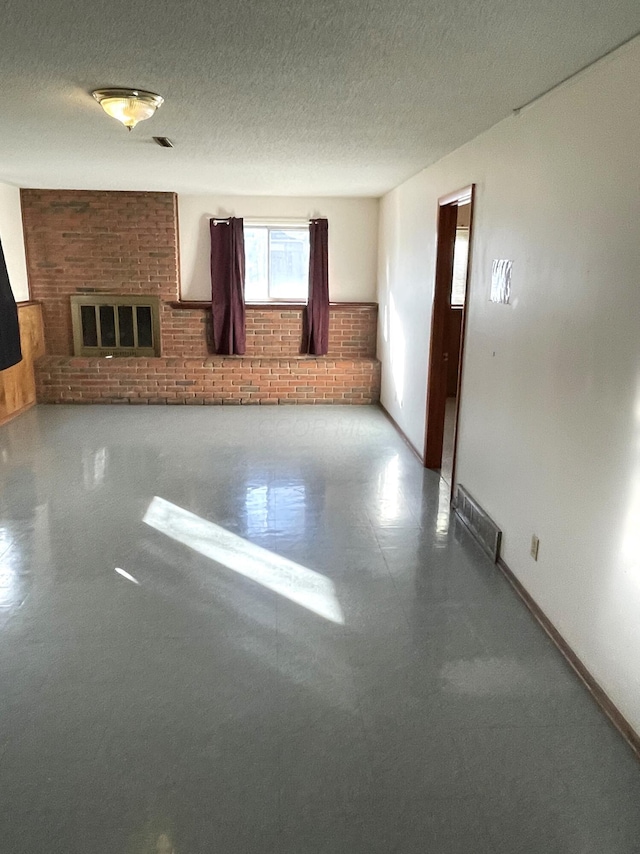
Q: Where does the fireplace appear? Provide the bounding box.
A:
[70,295,161,357]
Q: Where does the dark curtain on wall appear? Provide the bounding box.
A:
[304,218,329,355]
[0,238,22,372]
[210,217,246,355]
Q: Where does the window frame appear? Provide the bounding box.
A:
[243,220,310,304]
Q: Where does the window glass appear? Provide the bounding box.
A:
[136,306,153,348]
[118,305,135,347]
[99,305,116,347]
[81,305,98,347]
[245,225,309,302]
[244,227,269,302]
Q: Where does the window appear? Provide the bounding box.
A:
[244,223,310,302]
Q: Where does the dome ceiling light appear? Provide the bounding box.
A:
[92,88,164,131]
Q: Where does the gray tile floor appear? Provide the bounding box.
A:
[440,397,456,488]
[0,404,639,853]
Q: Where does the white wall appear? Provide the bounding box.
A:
[0,182,29,302]
[178,195,378,302]
[378,38,640,731]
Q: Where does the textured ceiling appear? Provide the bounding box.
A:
[1,0,639,196]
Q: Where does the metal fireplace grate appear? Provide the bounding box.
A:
[70,294,161,357]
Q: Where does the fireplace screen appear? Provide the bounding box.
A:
[70,295,161,357]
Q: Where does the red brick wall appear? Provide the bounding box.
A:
[162,308,213,357]
[164,306,377,358]
[21,188,378,360]
[246,309,304,357]
[21,190,179,356]
[22,189,380,405]
[35,356,380,405]
[328,307,377,358]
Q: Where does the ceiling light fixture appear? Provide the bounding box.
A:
[92,88,164,131]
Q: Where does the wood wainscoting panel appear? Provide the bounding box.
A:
[0,302,45,426]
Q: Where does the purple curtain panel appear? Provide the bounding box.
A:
[210,217,246,355]
[304,218,329,355]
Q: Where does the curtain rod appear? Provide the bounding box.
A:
[210,217,324,225]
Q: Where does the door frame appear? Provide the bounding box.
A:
[423,184,475,489]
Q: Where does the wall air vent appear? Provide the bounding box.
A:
[153,136,174,148]
[453,484,502,562]
[70,294,161,357]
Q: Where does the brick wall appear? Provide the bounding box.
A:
[164,305,377,358]
[22,189,380,405]
[21,190,179,356]
[36,357,380,405]
[162,307,213,357]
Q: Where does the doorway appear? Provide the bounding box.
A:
[424,185,474,491]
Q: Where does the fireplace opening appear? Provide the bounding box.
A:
[71,295,161,357]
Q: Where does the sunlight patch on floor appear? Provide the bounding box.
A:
[143,496,345,624]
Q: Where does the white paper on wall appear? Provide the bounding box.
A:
[490,259,512,304]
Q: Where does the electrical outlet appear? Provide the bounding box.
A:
[530,535,540,561]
